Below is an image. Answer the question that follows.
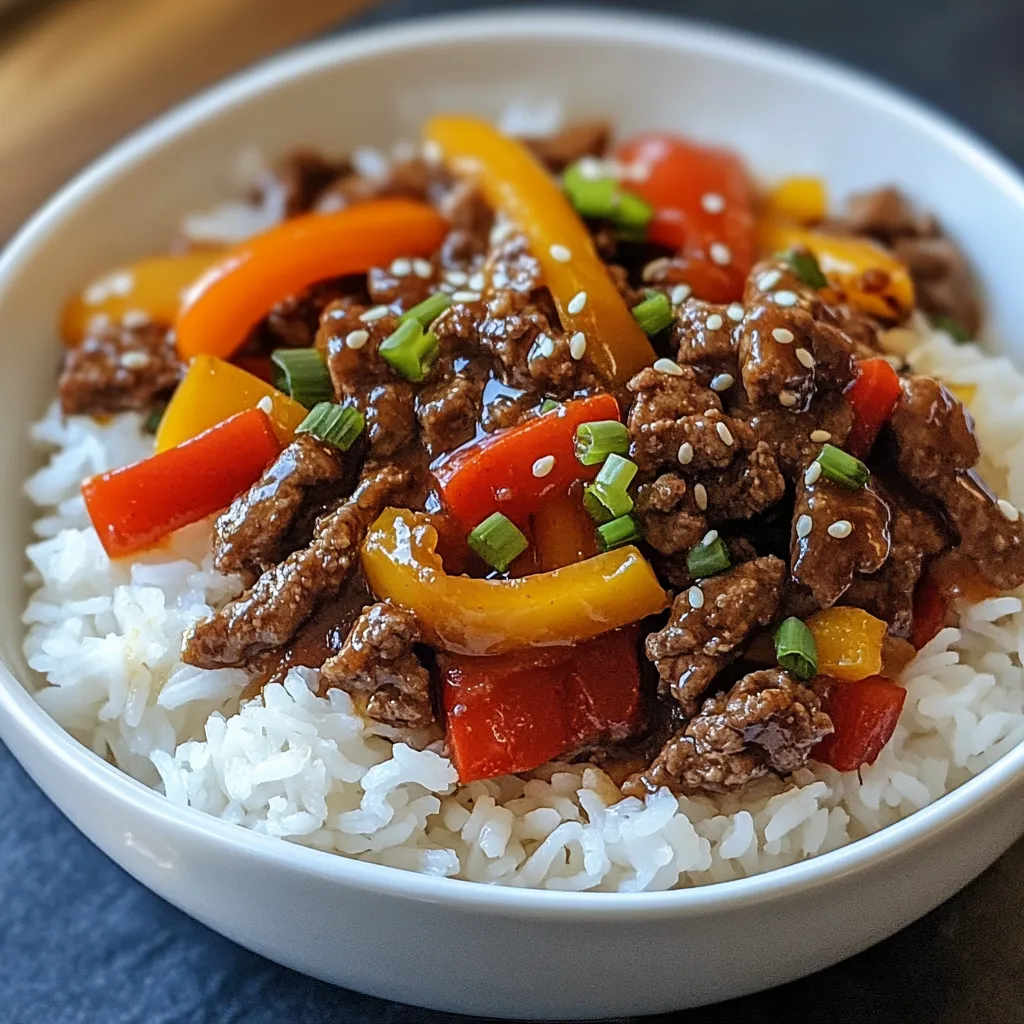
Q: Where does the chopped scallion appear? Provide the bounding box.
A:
[539,398,561,414]
[781,247,828,290]
[400,292,451,328]
[575,420,630,466]
[379,319,439,383]
[774,617,818,681]
[934,315,971,343]
[585,453,638,519]
[563,163,620,220]
[583,485,616,524]
[596,514,643,552]
[296,402,365,451]
[271,348,334,408]
[467,512,528,573]
[686,536,731,578]
[815,443,870,490]
[616,191,654,231]
[631,291,674,337]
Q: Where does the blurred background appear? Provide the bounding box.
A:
[3,1,1024,1022]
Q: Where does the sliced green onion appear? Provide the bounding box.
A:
[616,191,654,231]
[583,485,616,524]
[271,348,334,408]
[563,163,620,219]
[379,319,439,383]
[585,453,638,519]
[575,420,630,466]
[934,315,971,343]
[400,292,451,329]
[815,443,870,490]
[539,398,561,414]
[774,617,818,681]
[296,402,364,452]
[781,247,828,290]
[686,536,731,578]
[596,514,643,552]
[467,512,528,573]
[142,404,166,435]
[631,291,674,337]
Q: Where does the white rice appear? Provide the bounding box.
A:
[21,322,1024,891]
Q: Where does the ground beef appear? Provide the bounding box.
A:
[314,155,440,213]
[416,368,486,457]
[669,299,740,385]
[319,602,434,730]
[625,669,832,796]
[58,321,180,416]
[645,556,786,714]
[256,149,350,216]
[521,121,611,172]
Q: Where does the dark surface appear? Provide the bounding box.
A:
[5,1,1024,1021]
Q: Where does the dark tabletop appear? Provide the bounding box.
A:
[5,1,1024,1021]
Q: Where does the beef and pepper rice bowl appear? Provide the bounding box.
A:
[23,113,1024,892]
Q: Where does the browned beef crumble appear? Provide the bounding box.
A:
[521,120,611,172]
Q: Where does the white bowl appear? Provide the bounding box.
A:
[4,10,1024,1019]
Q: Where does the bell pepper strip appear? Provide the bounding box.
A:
[175,199,448,361]
[910,577,950,650]
[763,176,828,226]
[83,408,280,559]
[155,355,308,451]
[613,133,756,304]
[361,507,667,655]
[844,357,903,459]
[440,626,642,782]
[533,489,597,571]
[759,223,915,320]
[424,116,654,381]
[433,393,620,530]
[812,676,907,772]
[806,607,887,682]
[60,251,223,345]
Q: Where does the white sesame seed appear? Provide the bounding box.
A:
[694,483,708,511]
[688,585,705,609]
[533,334,556,359]
[569,332,587,360]
[796,514,813,539]
[422,139,443,165]
[549,244,572,263]
[412,258,433,279]
[490,218,515,245]
[758,269,782,291]
[532,455,556,478]
[345,329,370,350]
[706,313,724,331]
[795,347,815,369]
[726,302,744,322]
[702,529,719,546]
[492,272,510,290]
[642,257,672,283]
[439,283,456,294]
[445,270,468,287]
[678,442,694,465]
[568,291,588,315]
[828,520,854,539]
[119,350,149,369]
[710,373,735,392]
[716,421,734,446]
[805,461,822,486]
[774,290,799,307]
[359,305,389,323]
[701,192,725,214]
[256,396,274,415]
[390,258,412,277]
[709,242,732,266]
[772,327,795,345]
[452,290,482,303]
[671,284,692,305]
[576,156,606,180]
[810,429,832,443]
[108,271,133,297]
[468,271,486,292]
[999,499,1020,522]
[654,358,684,376]
[779,390,798,407]
[121,309,151,329]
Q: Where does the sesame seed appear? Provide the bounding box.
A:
[439,283,456,294]
[810,429,832,443]
[774,290,799,307]
[796,514,813,539]
[492,272,510,290]
[569,332,587,360]
[716,421,734,446]
[827,520,853,539]
[772,327,794,344]
[422,139,443,165]
[688,585,705,609]
[413,258,434,279]
[121,309,151,329]
[706,313,724,331]
[468,271,486,292]
[694,483,708,511]
[390,258,412,276]
[779,390,798,407]
[805,461,822,486]
[758,269,782,291]
[710,373,734,392]
[532,455,556,478]
[642,257,672,283]
[654,358,684,376]
[576,156,606,181]
[702,529,719,546]
[490,219,515,245]
[671,284,692,305]
[678,442,694,465]
[445,270,468,287]
[701,192,725,214]
[345,329,370,350]
[550,244,572,263]
[709,242,732,266]
[999,499,1020,522]
[119,351,149,369]
[256,396,274,415]
[568,291,588,315]
[533,334,556,359]
[795,347,815,369]
[108,271,133,297]
[452,290,482,302]
[359,305,389,323]
[727,302,744,322]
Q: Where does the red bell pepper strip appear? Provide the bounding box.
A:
[433,393,620,530]
[845,357,903,459]
[83,408,280,559]
[614,133,756,304]
[440,627,642,782]
[910,578,948,650]
[812,676,907,772]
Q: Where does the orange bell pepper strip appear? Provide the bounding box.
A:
[845,357,903,458]
[807,607,888,682]
[155,355,307,451]
[813,676,907,772]
[533,490,597,571]
[83,408,280,559]
[424,116,654,382]
[175,199,448,362]
[60,251,224,346]
[361,507,667,656]
[763,176,828,226]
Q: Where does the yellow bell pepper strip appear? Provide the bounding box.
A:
[760,223,915,321]
[424,115,655,382]
[175,199,448,362]
[806,606,888,682]
[763,176,828,226]
[155,355,308,451]
[60,251,223,345]
[361,507,668,656]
